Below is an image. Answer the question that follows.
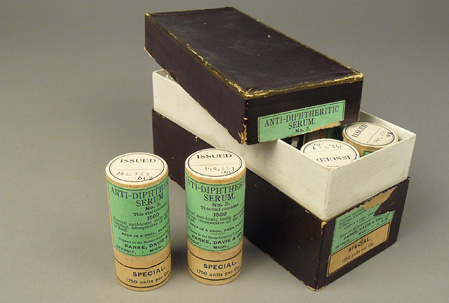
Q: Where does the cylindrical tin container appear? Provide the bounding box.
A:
[300,139,360,168]
[105,152,171,291]
[185,148,246,285]
[343,122,399,156]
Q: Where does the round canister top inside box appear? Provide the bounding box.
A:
[106,152,168,188]
[343,122,398,147]
[300,139,360,168]
[185,148,245,184]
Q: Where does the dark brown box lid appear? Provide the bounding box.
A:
[146,7,363,144]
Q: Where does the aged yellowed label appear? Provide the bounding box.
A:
[328,223,390,276]
[187,241,242,285]
[106,152,172,291]
[185,149,246,285]
[114,248,171,290]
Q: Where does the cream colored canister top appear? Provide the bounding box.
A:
[185,148,245,184]
[343,122,398,148]
[300,139,360,168]
[106,152,168,189]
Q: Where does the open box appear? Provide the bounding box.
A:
[152,70,415,220]
[151,70,416,289]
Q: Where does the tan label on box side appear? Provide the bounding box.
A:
[328,223,390,276]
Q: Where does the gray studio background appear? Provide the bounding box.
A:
[1,1,448,302]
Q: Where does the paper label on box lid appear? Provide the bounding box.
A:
[258,100,345,142]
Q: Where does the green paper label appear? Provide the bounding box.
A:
[363,150,374,156]
[185,173,245,252]
[108,177,170,256]
[258,100,346,142]
[331,204,394,254]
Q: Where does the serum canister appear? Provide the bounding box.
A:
[106,152,171,290]
[185,148,246,285]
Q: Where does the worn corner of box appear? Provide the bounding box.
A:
[306,284,323,292]
[353,70,364,81]
[145,12,158,20]
[237,124,248,144]
[144,47,153,58]
[362,186,397,210]
[320,221,327,236]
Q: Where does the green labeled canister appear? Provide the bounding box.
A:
[185,148,246,285]
[106,152,171,291]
